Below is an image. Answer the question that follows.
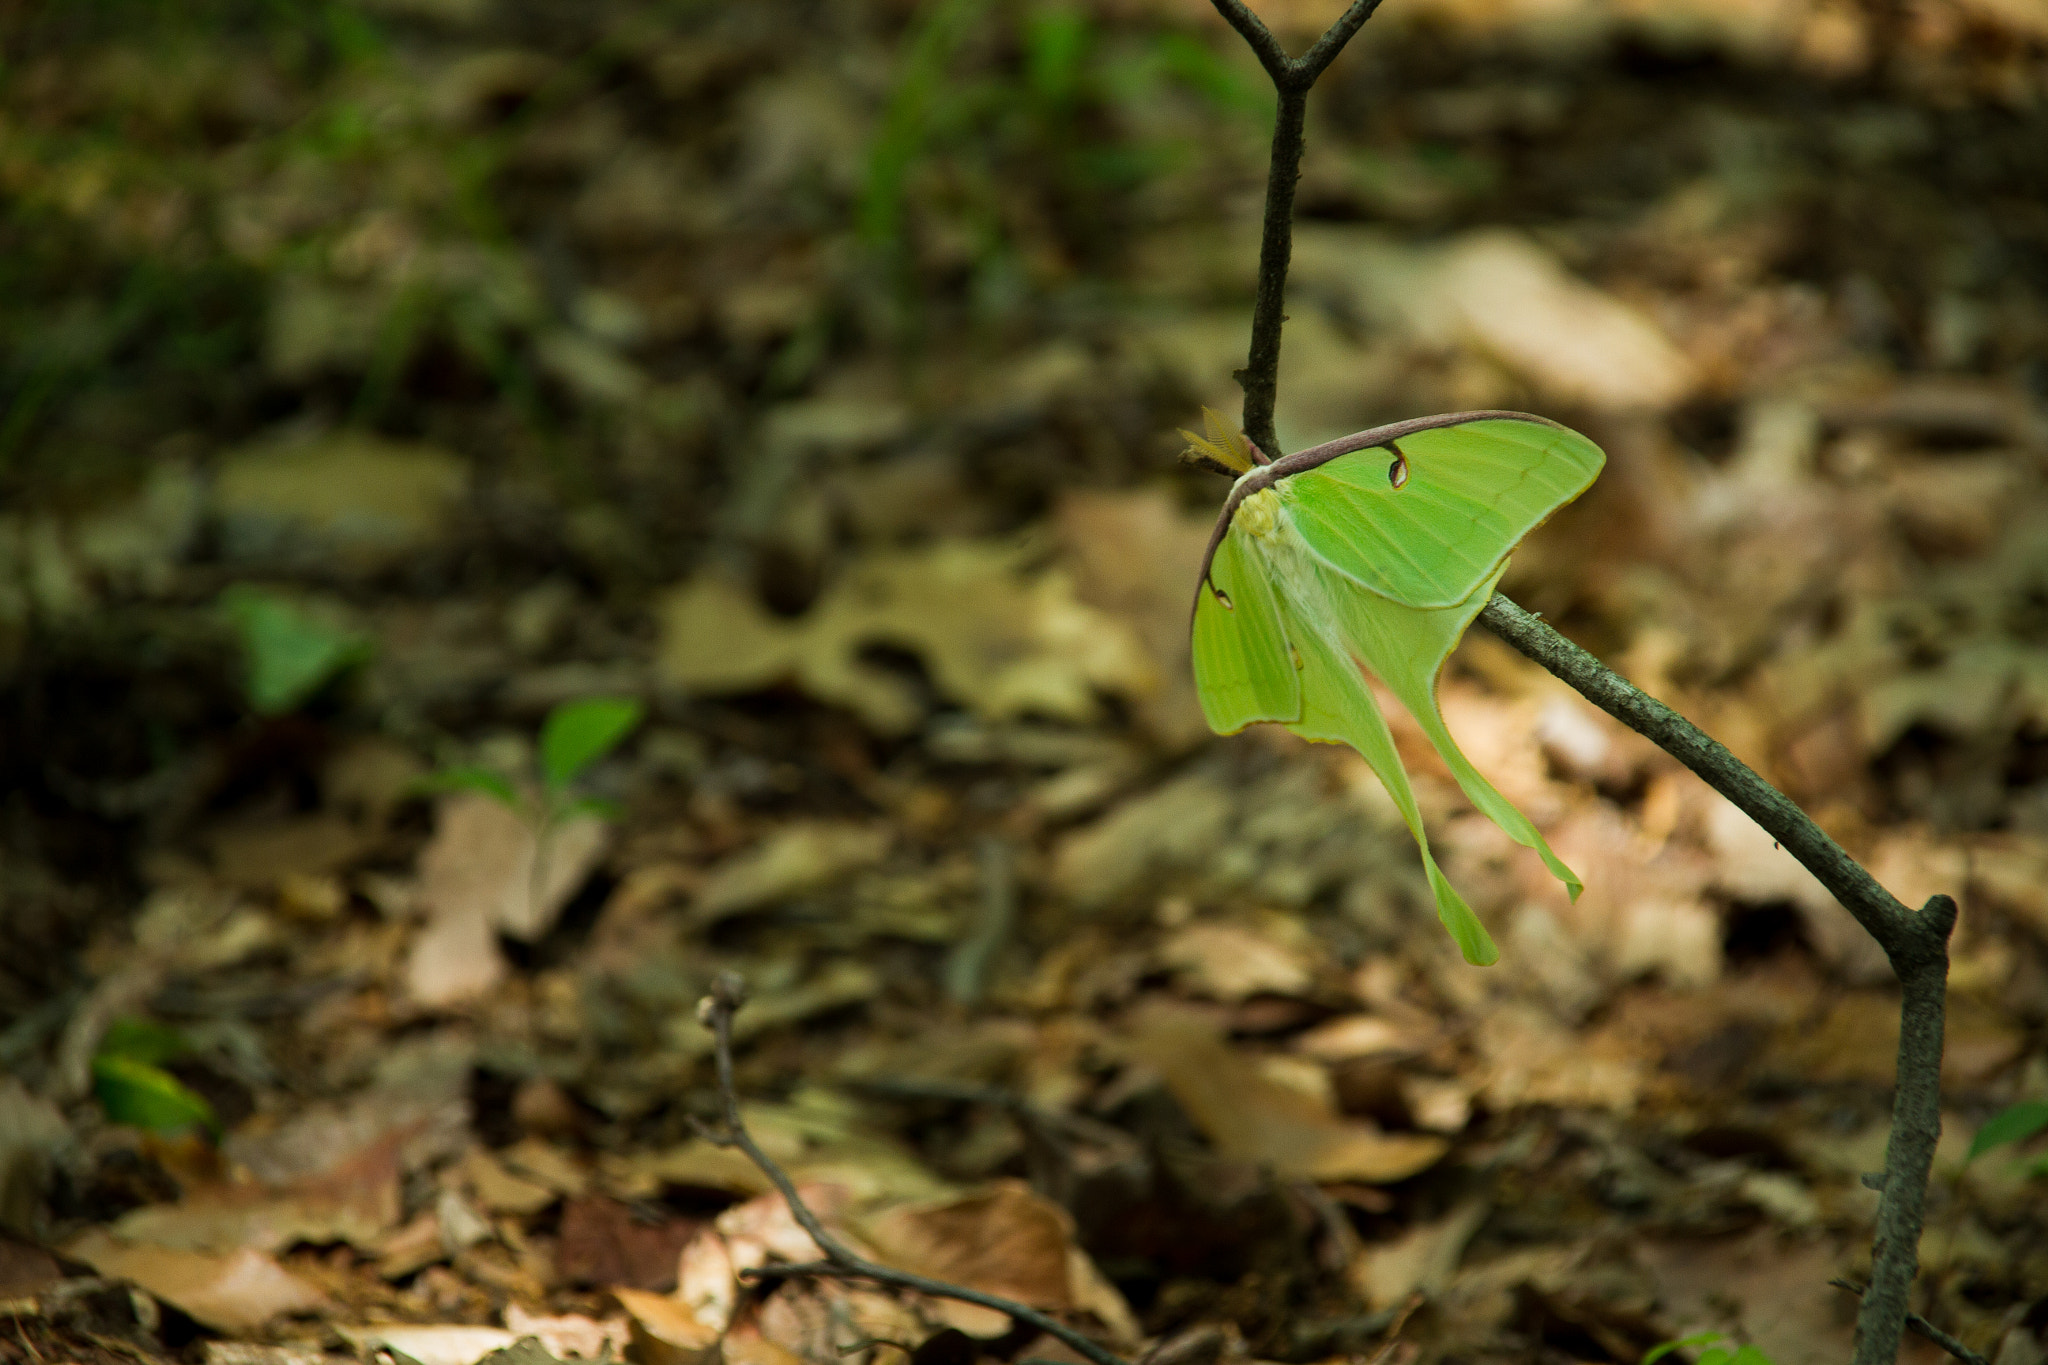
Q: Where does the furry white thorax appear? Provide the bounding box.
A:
[1235,486,1281,539]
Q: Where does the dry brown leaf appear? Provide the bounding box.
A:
[1054,489,1214,748]
[0,1238,61,1297]
[715,1188,835,1272]
[555,1195,699,1292]
[720,1323,809,1365]
[208,814,373,891]
[1475,1004,1645,1113]
[463,1147,557,1216]
[595,1143,773,1203]
[1160,922,1315,1002]
[502,1306,630,1360]
[675,1229,738,1336]
[655,541,1154,735]
[214,432,470,574]
[1052,773,1232,909]
[408,793,609,1006]
[1294,1015,1424,1062]
[338,1325,519,1365]
[1349,1199,1489,1309]
[1637,1231,1876,1365]
[497,1138,588,1196]
[64,1230,330,1334]
[862,1183,1139,1341]
[693,822,890,925]
[1128,1006,1447,1184]
[864,1182,1071,1309]
[1434,231,1696,410]
[1968,834,2048,941]
[111,1126,404,1254]
[611,1287,719,1365]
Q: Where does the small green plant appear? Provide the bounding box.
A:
[1643,1334,1776,1365]
[1965,1098,2048,1178]
[423,695,644,825]
[91,1017,219,1139]
[220,584,373,715]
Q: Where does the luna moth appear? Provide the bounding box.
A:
[1185,408,1605,965]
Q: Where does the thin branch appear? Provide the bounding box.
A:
[1831,1281,1990,1365]
[1296,0,1390,83]
[1205,0,1291,82]
[1855,952,1952,1365]
[1474,593,1938,961]
[1207,0,1388,458]
[1239,81,1308,461]
[1473,593,1957,1365]
[694,973,1131,1365]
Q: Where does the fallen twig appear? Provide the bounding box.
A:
[694,971,1132,1365]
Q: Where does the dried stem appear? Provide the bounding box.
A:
[694,972,1131,1365]
[1206,5,1960,1363]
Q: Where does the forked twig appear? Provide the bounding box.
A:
[693,972,1131,1365]
[1200,3,1959,1363]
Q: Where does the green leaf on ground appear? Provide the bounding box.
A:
[1968,1099,2048,1163]
[97,1017,195,1067]
[220,585,371,715]
[1644,1334,1776,1365]
[539,697,643,794]
[92,1054,219,1137]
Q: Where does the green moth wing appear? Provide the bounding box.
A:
[1268,543,1499,965]
[1312,555,1582,902]
[1192,526,1300,734]
[1278,417,1603,609]
[1188,411,1602,965]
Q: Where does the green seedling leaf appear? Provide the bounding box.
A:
[415,764,524,812]
[1967,1099,2048,1163]
[1644,1334,1726,1365]
[1191,412,1602,964]
[97,1016,196,1066]
[539,697,643,795]
[92,1054,219,1137]
[555,794,622,823]
[1643,1335,1776,1365]
[221,585,371,715]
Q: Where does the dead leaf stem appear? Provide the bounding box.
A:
[694,972,1131,1365]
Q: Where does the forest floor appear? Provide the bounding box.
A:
[3,3,2048,1365]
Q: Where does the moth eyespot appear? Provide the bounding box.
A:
[1388,454,1409,489]
[1214,587,1235,611]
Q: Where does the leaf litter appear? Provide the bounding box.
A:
[2,2,2047,1365]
